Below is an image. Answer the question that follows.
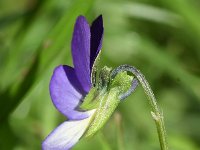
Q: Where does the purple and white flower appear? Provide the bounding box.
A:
[41,13,168,150]
[42,15,103,150]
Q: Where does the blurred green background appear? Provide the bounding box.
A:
[0,0,200,149]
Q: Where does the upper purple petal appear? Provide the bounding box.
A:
[49,65,89,120]
[90,15,104,69]
[72,16,91,93]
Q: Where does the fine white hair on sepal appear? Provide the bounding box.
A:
[42,109,96,150]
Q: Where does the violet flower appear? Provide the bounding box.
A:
[42,15,139,150]
[42,15,104,150]
[41,14,169,150]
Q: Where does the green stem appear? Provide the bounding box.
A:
[111,65,168,150]
[135,69,168,150]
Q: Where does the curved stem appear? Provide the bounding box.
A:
[111,65,168,150]
[119,78,139,100]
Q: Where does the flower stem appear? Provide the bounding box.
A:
[111,65,168,150]
[134,69,168,150]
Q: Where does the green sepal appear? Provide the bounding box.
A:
[80,88,100,110]
[81,68,134,138]
[109,71,133,95]
[84,88,120,138]
[91,51,101,86]
[81,66,112,110]
[98,66,112,89]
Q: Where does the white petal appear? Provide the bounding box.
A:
[42,110,95,150]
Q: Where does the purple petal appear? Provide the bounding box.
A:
[72,16,91,93]
[90,15,104,69]
[42,110,95,150]
[50,65,89,120]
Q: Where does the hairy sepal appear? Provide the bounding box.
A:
[80,87,102,110]
[84,88,120,138]
[81,70,133,137]
[109,71,133,94]
[91,51,101,86]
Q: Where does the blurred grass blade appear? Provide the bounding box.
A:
[162,0,200,58]
[0,121,16,150]
[99,2,182,27]
[0,51,39,122]
[0,12,25,29]
[0,0,49,89]
[123,2,182,27]
[137,38,200,101]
